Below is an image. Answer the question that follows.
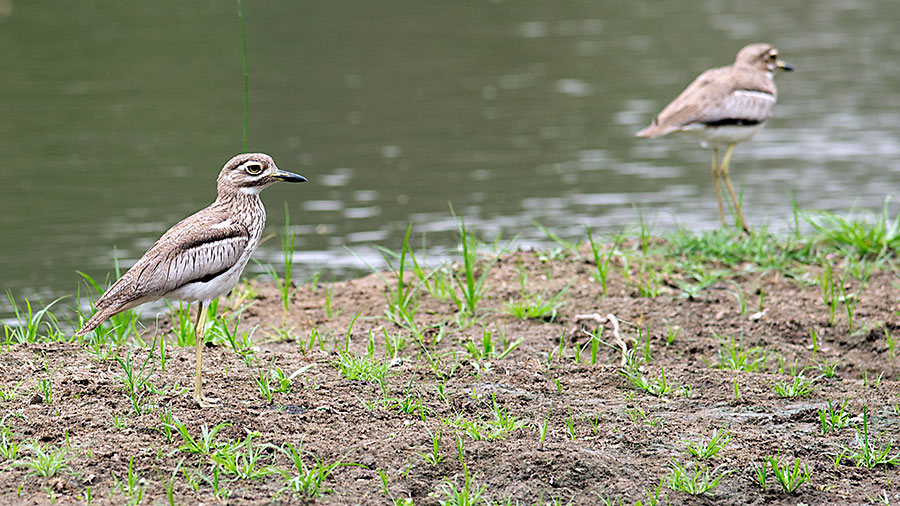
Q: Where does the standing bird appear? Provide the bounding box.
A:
[636,43,792,232]
[76,153,307,407]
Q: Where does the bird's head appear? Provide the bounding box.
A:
[217,153,307,195]
[735,43,793,75]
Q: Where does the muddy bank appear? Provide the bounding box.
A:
[1,242,898,505]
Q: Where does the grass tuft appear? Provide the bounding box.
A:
[766,453,812,494]
[804,197,900,258]
[844,406,900,468]
[667,459,730,496]
[16,443,72,478]
[682,428,732,460]
[772,371,817,398]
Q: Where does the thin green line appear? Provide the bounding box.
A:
[238,0,249,152]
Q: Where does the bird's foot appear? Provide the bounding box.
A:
[193,393,220,408]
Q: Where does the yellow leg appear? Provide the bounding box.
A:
[720,144,750,233]
[711,148,726,226]
[193,302,218,407]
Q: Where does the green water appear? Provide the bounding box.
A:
[3,1,900,318]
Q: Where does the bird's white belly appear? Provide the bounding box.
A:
[165,257,249,304]
[679,122,765,148]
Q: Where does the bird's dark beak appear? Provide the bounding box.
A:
[777,60,793,72]
[273,170,308,183]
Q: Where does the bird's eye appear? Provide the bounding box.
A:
[245,163,263,175]
[769,52,778,60]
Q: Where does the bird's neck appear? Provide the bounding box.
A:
[213,186,266,228]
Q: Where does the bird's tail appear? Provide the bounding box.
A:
[635,126,656,137]
[75,307,117,337]
[635,120,670,138]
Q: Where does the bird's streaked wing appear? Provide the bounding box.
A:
[96,211,250,308]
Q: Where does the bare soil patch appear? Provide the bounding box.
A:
[1,246,899,504]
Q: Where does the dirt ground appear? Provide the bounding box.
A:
[1,245,899,505]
